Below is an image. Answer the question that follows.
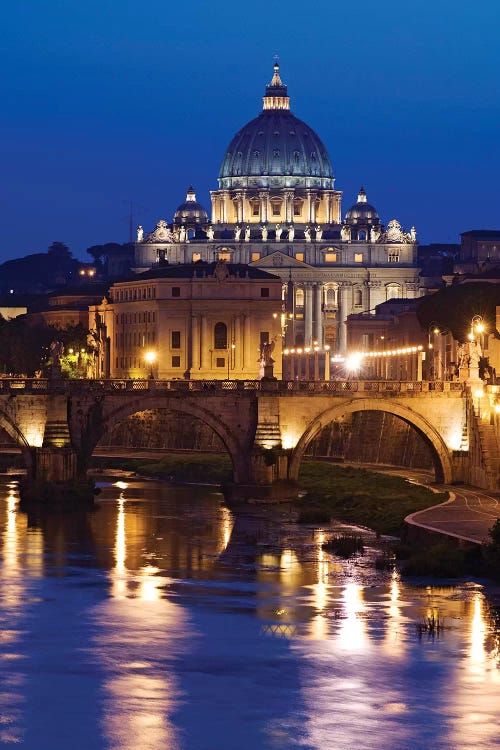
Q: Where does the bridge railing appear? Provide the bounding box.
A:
[0,377,466,395]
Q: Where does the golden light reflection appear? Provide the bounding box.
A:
[469,592,486,671]
[337,582,367,650]
[219,506,233,553]
[111,498,128,599]
[310,531,329,640]
[101,495,187,750]
[138,566,162,602]
[382,570,405,657]
[0,484,26,745]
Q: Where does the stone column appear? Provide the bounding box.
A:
[244,314,251,371]
[201,315,209,371]
[325,194,332,224]
[309,192,318,223]
[305,284,313,346]
[314,283,323,344]
[259,191,268,223]
[234,315,242,371]
[338,283,350,354]
[284,190,294,223]
[235,191,244,224]
[191,315,200,371]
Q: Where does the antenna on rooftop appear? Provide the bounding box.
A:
[122,200,149,243]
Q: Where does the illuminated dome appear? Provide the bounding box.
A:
[173,187,208,226]
[218,63,334,190]
[344,188,380,225]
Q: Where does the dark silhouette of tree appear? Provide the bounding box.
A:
[417,283,500,341]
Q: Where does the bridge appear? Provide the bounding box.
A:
[0,377,498,496]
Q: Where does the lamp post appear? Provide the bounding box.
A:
[145,350,157,379]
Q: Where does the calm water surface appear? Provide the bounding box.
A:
[0,476,499,750]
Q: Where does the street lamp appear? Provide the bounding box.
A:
[145,350,157,379]
[469,315,485,342]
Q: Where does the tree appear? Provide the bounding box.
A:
[417,283,500,341]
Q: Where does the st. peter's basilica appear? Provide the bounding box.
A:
[133,62,420,355]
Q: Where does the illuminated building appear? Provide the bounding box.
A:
[90,262,283,379]
[134,62,420,353]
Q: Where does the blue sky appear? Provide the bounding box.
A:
[1,0,499,261]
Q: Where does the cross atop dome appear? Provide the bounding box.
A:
[263,59,290,110]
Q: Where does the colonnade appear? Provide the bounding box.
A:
[210,188,341,225]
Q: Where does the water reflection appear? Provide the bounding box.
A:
[99,488,191,749]
[0,483,26,745]
[0,477,499,749]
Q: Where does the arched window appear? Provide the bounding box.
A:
[386,283,401,301]
[295,288,304,307]
[354,288,362,306]
[214,322,228,350]
[358,230,366,241]
[326,287,337,306]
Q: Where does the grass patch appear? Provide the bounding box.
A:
[91,453,232,485]
[297,461,448,536]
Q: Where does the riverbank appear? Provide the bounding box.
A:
[90,453,446,535]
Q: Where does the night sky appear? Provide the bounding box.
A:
[1,0,499,262]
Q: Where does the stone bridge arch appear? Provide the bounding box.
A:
[0,410,34,474]
[287,398,454,484]
[75,394,254,485]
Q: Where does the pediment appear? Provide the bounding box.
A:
[250,251,315,269]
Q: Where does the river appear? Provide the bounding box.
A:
[0,475,499,749]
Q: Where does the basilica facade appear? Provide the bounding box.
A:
[134,62,421,354]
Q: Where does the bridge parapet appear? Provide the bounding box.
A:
[0,377,466,396]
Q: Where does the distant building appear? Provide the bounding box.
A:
[457,230,500,273]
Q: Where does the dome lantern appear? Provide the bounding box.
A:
[263,60,290,111]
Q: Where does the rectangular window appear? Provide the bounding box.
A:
[354,253,363,263]
[325,253,337,263]
[293,204,301,216]
[295,313,304,320]
[171,331,181,349]
[295,253,304,262]
[192,252,201,262]
[171,356,181,367]
[388,254,400,263]
[216,357,225,368]
[172,287,181,297]
[252,204,260,216]
[218,252,231,261]
[260,331,270,347]
[272,204,281,216]
[251,252,261,262]
[260,287,270,297]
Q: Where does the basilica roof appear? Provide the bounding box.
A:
[218,63,334,190]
